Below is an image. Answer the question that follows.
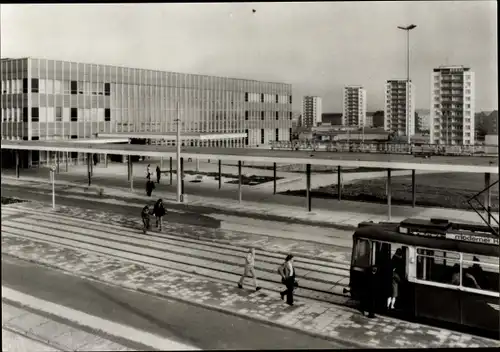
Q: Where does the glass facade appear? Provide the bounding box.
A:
[1,58,293,166]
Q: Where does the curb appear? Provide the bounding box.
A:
[2,252,365,349]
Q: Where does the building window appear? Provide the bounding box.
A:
[276,111,279,120]
[289,111,292,120]
[31,136,39,141]
[71,108,78,121]
[104,108,111,121]
[245,92,249,102]
[275,128,279,142]
[261,129,265,144]
[22,78,28,93]
[56,107,62,122]
[260,93,264,103]
[31,78,39,93]
[104,83,110,96]
[289,128,292,141]
[245,110,249,120]
[261,111,264,120]
[289,96,292,104]
[71,135,78,139]
[245,129,249,146]
[71,81,78,95]
[276,94,279,103]
[31,108,39,122]
[22,107,28,122]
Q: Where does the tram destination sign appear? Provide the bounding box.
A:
[401,227,499,246]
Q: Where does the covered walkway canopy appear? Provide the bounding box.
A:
[1,140,497,222]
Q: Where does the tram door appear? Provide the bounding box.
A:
[372,241,392,310]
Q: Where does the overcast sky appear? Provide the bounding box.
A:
[1,2,497,113]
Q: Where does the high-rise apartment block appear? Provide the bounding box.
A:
[301,96,322,127]
[430,65,475,145]
[0,57,293,167]
[342,86,366,127]
[384,80,416,137]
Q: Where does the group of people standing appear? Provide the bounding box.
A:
[238,248,298,306]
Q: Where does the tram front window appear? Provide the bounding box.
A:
[353,239,370,268]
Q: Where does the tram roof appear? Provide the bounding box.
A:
[354,222,500,257]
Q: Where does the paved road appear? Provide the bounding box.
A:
[1,255,347,350]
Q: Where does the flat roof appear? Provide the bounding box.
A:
[1,141,497,174]
[98,132,247,141]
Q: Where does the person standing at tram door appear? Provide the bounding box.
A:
[360,265,378,318]
[387,268,400,310]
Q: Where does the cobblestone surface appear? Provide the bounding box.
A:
[2,232,498,348]
[36,203,352,264]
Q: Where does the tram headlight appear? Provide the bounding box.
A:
[399,226,408,234]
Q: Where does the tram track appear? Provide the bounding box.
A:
[1,205,354,307]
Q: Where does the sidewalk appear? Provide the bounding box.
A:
[2,170,495,231]
[2,233,498,348]
[2,301,133,351]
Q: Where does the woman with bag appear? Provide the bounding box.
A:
[153,198,166,231]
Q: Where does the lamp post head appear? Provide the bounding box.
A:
[398,24,417,30]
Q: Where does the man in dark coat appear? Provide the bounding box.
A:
[360,265,379,318]
[153,198,166,231]
[156,165,161,184]
[146,180,155,197]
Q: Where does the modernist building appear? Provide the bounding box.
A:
[1,57,293,167]
[430,65,475,145]
[342,86,366,127]
[301,96,322,127]
[384,79,416,137]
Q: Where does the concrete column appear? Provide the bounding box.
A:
[129,155,133,191]
[238,160,242,203]
[412,169,416,208]
[181,157,184,196]
[15,150,19,178]
[196,158,199,172]
[485,173,492,224]
[65,152,68,172]
[273,162,277,195]
[306,163,312,212]
[387,169,392,221]
[87,153,91,186]
[169,157,173,185]
[218,159,222,189]
[56,152,60,174]
[90,153,93,177]
[127,155,131,181]
[160,156,163,170]
[105,154,108,168]
[337,166,342,201]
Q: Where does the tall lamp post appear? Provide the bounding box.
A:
[175,101,182,203]
[398,24,417,145]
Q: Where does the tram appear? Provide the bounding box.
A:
[348,218,499,337]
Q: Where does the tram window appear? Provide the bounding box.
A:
[353,239,370,268]
[416,248,461,286]
[462,253,499,293]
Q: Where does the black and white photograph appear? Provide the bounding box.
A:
[1,1,498,350]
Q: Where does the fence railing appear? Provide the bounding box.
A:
[269,140,498,157]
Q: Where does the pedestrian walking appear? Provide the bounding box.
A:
[146,180,155,197]
[141,205,151,234]
[146,164,151,180]
[278,254,297,306]
[153,198,166,231]
[156,165,161,184]
[238,248,261,292]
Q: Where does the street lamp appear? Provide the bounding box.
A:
[175,101,182,203]
[398,24,417,145]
